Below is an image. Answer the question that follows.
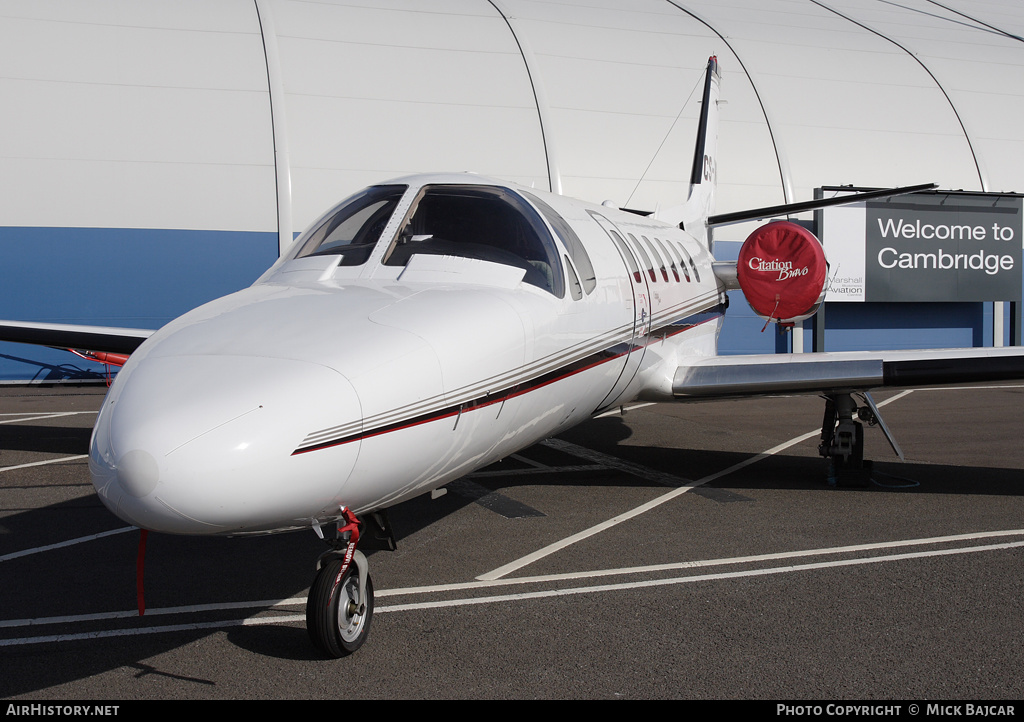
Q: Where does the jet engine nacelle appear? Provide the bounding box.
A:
[735,221,827,326]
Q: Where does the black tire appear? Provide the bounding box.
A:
[306,557,374,658]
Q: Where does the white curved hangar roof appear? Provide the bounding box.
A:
[3,0,1023,244]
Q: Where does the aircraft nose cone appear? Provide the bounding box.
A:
[91,353,362,534]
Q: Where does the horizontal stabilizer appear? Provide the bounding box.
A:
[707,183,938,228]
[0,320,152,355]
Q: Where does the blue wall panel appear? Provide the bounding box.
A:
[719,290,793,355]
[816,302,984,352]
[0,227,278,382]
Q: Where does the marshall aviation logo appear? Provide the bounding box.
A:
[748,257,811,282]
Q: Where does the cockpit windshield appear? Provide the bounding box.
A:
[292,185,406,265]
[382,185,564,297]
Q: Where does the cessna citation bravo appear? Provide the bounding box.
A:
[4,58,1024,657]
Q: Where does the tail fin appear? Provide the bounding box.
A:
[655,56,721,245]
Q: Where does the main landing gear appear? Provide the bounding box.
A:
[306,507,374,658]
[818,391,904,485]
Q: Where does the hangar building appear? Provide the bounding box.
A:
[1,0,1022,381]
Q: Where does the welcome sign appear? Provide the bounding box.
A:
[820,191,1023,302]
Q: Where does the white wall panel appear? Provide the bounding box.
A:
[906,0,1024,42]
[682,0,983,209]
[270,0,549,230]
[826,0,1024,194]
[0,157,277,234]
[0,0,277,231]
[0,0,1020,240]
[500,0,778,214]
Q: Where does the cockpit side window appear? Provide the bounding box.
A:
[521,191,597,295]
[382,185,565,297]
[292,185,407,265]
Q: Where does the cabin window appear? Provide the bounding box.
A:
[628,233,657,282]
[671,238,691,282]
[652,236,682,282]
[383,185,564,297]
[641,236,669,282]
[677,242,701,282]
[607,229,641,283]
[293,185,407,265]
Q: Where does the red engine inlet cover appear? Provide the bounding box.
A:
[736,221,827,323]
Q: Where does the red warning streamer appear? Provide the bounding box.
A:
[136,529,148,616]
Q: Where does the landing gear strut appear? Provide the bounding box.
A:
[819,394,864,467]
[819,393,869,485]
[306,507,374,658]
[818,391,904,485]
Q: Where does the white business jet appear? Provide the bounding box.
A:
[3,58,1023,657]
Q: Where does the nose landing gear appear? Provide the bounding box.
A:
[306,507,374,658]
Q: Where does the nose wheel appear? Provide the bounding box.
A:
[307,554,374,657]
[306,508,374,658]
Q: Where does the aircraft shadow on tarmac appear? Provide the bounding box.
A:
[0,352,107,383]
[1,423,93,456]
[550,414,1024,498]
[1,410,1022,696]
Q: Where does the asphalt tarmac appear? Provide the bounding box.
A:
[1,383,1023,701]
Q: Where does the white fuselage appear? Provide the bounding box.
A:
[88,174,725,535]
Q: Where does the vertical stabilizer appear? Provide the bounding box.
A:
[655,56,721,246]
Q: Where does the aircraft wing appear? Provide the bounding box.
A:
[673,346,1024,399]
[0,320,153,356]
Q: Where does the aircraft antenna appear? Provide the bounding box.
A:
[624,67,706,209]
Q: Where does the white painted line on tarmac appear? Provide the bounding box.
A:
[381,539,1024,614]
[387,528,1024,596]
[876,389,914,407]
[0,526,135,562]
[480,429,818,581]
[0,454,89,474]
[0,597,307,629]
[4,531,1022,646]
[0,410,96,472]
[0,411,97,424]
[0,613,309,646]
[479,392,921,581]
